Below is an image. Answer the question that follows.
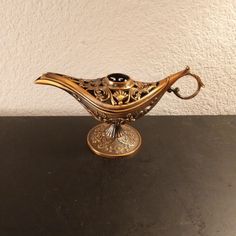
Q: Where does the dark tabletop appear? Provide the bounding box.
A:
[0,116,235,236]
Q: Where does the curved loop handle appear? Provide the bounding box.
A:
[168,72,205,100]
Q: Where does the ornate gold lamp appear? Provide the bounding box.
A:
[35,66,204,158]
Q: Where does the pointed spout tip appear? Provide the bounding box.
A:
[34,72,58,85]
[34,72,50,84]
[35,76,43,84]
[34,75,45,85]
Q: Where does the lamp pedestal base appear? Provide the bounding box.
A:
[87,123,141,158]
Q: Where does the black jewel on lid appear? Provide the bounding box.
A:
[108,73,129,82]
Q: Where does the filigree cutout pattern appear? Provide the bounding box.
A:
[71,77,157,105]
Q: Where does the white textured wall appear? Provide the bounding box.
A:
[0,0,235,116]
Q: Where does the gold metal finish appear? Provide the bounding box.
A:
[35,66,204,158]
[87,123,141,158]
[167,71,204,99]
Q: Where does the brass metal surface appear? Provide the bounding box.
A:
[35,66,204,158]
[87,123,141,158]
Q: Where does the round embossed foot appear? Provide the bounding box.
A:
[87,123,142,158]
